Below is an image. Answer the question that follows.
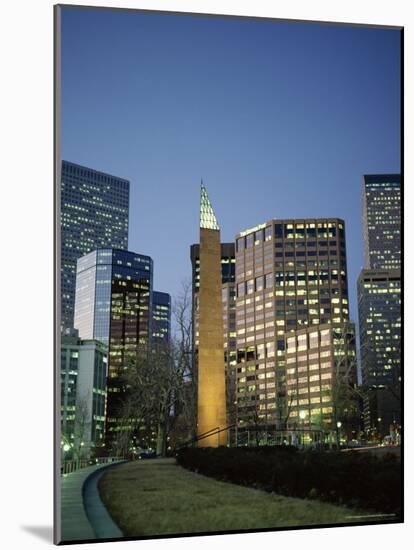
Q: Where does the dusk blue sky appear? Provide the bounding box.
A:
[61,6,401,327]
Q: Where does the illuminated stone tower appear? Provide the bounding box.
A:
[197,182,228,447]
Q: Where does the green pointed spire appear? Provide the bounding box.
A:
[200,181,220,230]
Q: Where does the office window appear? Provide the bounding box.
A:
[265,226,273,241]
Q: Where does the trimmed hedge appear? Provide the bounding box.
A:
[176,447,401,515]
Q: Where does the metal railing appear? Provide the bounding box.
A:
[60,456,125,476]
[232,427,328,448]
[174,424,236,451]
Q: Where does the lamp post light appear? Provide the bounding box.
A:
[299,410,306,448]
[61,441,72,474]
[336,421,342,448]
[62,441,71,461]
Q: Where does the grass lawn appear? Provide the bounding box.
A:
[98,458,376,537]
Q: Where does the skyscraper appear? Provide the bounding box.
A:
[234,219,352,435]
[60,161,130,330]
[151,291,172,345]
[357,270,401,434]
[197,184,227,447]
[358,173,401,437]
[362,174,401,270]
[74,248,153,445]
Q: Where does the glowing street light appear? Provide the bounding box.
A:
[336,421,342,448]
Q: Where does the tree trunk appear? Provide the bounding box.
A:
[156,423,165,456]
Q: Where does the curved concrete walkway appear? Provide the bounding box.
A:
[60,462,126,543]
[83,462,125,539]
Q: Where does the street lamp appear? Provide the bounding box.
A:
[299,410,306,447]
[336,421,342,448]
[61,441,72,473]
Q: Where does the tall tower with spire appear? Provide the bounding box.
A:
[197,182,228,446]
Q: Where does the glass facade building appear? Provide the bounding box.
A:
[234,219,352,431]
[358,173,401,437]
[74,248,153,444]
[357,270,401,433]
[61,160,130,330]
[151,291,171,345]
[362,174,401,270]
[61,329,108,457]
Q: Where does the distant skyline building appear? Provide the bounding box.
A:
[362,174,401,270]
[191,243,236,428]
[151,291,171,345]
[234,219,352,433]
[61,328,108,457]
[357,269,401,434]
[61,160,130,330]
[358,173,401,437]
[197,184,228,447]
[74,248,153,445]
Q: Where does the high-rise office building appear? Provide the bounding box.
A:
[190,243,236,429]
[358,173,401,437]
[234,219,352,432]
[362,174,401,270]
[151,291,171,345]
[61,329,108,457]
[74,248,153,445]
[285,323,357,444]
[61,161,130,330]
[357,270,401,434]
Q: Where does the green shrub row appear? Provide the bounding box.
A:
[176,447,401,515]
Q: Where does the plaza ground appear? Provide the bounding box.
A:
[98,458,377,537]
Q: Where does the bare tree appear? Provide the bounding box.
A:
[237,392,268,446]
[111,351,155,456]
[152,341,190,455]
[170,279,197,445]
[73,393,91,460]
[282,388,298,431]
[111,281,198,456]
[330,323,364,445]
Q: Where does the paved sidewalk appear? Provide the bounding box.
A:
[59,462,125,543]
[60,464,101,543]
[83,462,125,539]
